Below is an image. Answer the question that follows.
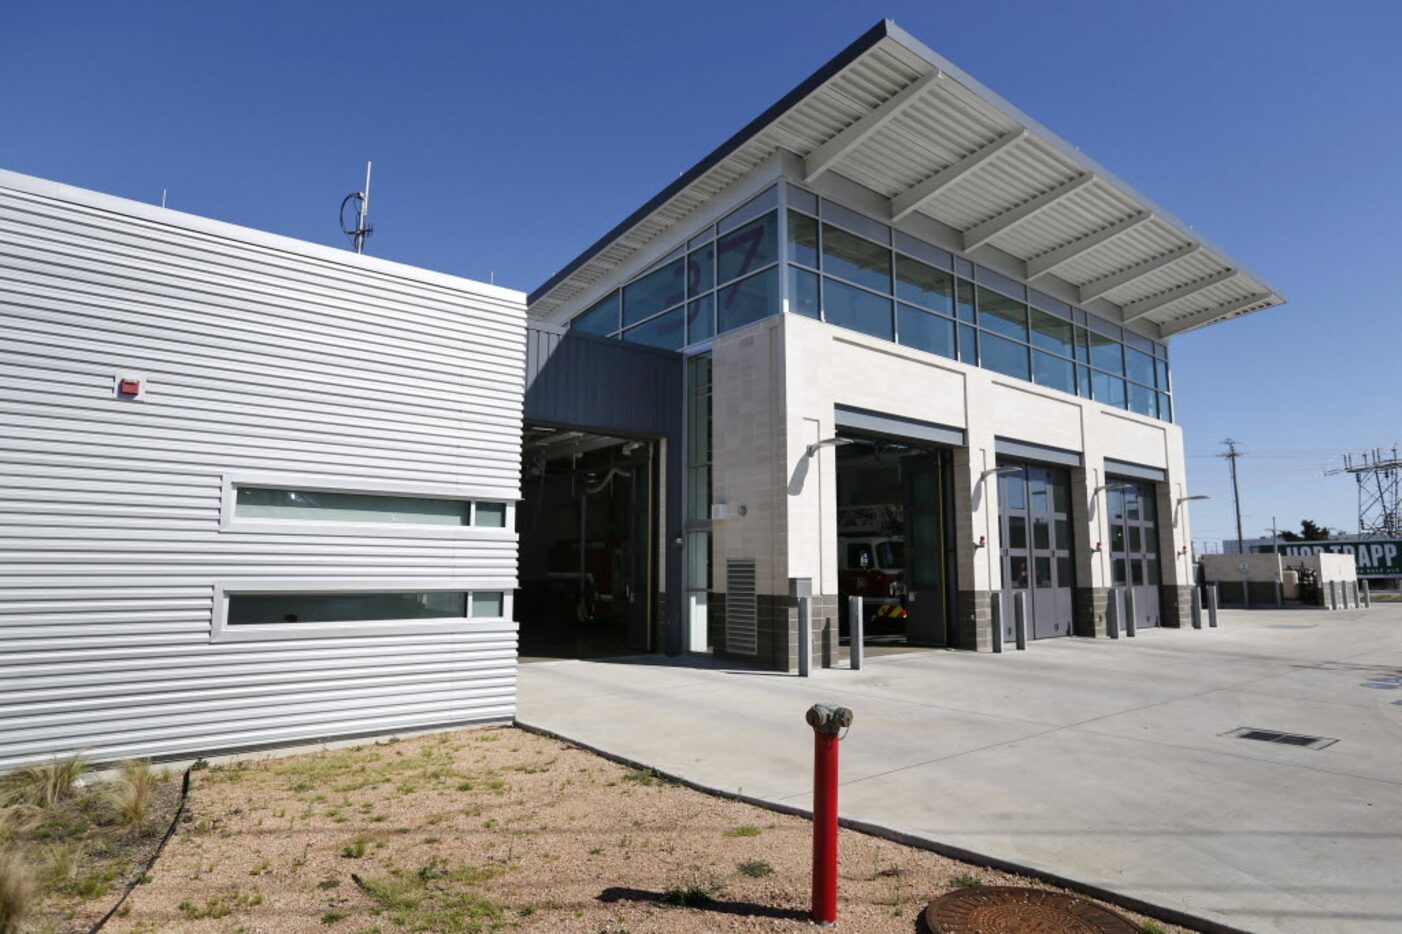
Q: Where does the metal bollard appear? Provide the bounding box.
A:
[1327,581,1337,611]
[848,596,863,670]
[1275,581,1284,608]
[1207,584,1219,627]
[1353,582,1361,609]
[798,596,812,677]
[1013,590,1028,650]
[1126,588,1138,638]
[1106,587,1120,639]
[805,704,853,926]
[1191,586,1203,629]
[990,592,1003,654]
[1363,579,1372,607]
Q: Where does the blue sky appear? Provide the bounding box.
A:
[4,1,1398,546]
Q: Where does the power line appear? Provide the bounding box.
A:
[1324,445,1402,536]
[1219,439,1245,553]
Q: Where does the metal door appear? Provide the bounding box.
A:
[1001,464,1076,639]
[1108,481,1161,628]
[904,454,948,645]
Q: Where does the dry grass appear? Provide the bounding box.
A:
[1,755,85,810]
[0,851,37,934]
[109,760,162,827]
[103,726,1191,933]
[0,757,180,934]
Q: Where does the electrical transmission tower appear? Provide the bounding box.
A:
[1326,446,1402,536]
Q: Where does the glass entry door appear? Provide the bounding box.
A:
[1108,481,1161,628]
[999,464,1075,639]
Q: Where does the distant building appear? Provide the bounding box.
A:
[1250,539,1402,580]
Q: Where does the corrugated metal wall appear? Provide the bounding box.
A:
[523,325,685,654]
[0,170,526,769]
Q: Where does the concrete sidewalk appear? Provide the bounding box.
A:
[518,608,1402,933]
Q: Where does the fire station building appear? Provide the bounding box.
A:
[2,19,1285,770]
[520,19,1283,670]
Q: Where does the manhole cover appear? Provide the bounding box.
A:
[924,886,1138,933]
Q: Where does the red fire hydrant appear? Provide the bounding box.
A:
[805,703,853,925]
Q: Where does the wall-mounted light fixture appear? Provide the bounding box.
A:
[805,437,854,459]
[1093,481,1132,497]
[1174,493,1210,531]
[974,534,987,550]
[980,465,1020,483]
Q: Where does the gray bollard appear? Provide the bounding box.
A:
[1328,581,1338,611]
[1207,584,1219,627]
[1106,587,1120,639]
[1014,590,1028,650]
[1275,580,1284,608]
[1125,587,1138,638]
[1363,579,1372,607]
[848,595,864,670]
[990,592,1003,654]
[1191,586,1203,629]
[798,595,812,677]
[1353,581,1361,609]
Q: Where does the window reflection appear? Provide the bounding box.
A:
[565,187,1173,422]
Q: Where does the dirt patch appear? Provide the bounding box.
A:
[0,767,182,934]
[104,726,1188,932]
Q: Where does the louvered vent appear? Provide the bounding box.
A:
[725,559,758,656]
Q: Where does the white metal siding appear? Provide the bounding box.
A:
[0,171,526,769]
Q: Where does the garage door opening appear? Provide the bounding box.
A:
[516,425,657,661]
[835,434,954,654]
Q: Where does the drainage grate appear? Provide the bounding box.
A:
[1225,727,1338,750]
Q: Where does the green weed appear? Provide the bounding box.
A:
[737,860,773,878]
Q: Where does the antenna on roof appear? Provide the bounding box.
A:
[340,161,373,254]
[160,188,168,209]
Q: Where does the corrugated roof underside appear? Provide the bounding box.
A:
[531,32,1282,337]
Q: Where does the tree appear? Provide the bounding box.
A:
[1299,519,1328,541]
[1280,519,1328,543]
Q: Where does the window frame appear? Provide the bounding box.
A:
[561,183,1175,422]
[220,474,516,539]
[210,578,516,642]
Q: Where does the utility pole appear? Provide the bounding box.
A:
[1220,439,1245,554]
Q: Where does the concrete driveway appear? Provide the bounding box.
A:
[518,607,1402,933]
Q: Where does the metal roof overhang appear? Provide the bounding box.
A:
[528,19,1284,338]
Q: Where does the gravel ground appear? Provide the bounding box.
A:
[105,726,1187,933]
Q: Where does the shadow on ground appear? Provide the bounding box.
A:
[598,886,810,920]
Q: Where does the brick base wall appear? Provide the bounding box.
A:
[708,592,845,672]
[1074,587,1110,637]
[1160,585,1194,628]
[955,590,993,652]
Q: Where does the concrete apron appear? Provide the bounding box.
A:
[517,609,1402,934]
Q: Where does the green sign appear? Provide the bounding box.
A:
[1252,540,1402,577]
